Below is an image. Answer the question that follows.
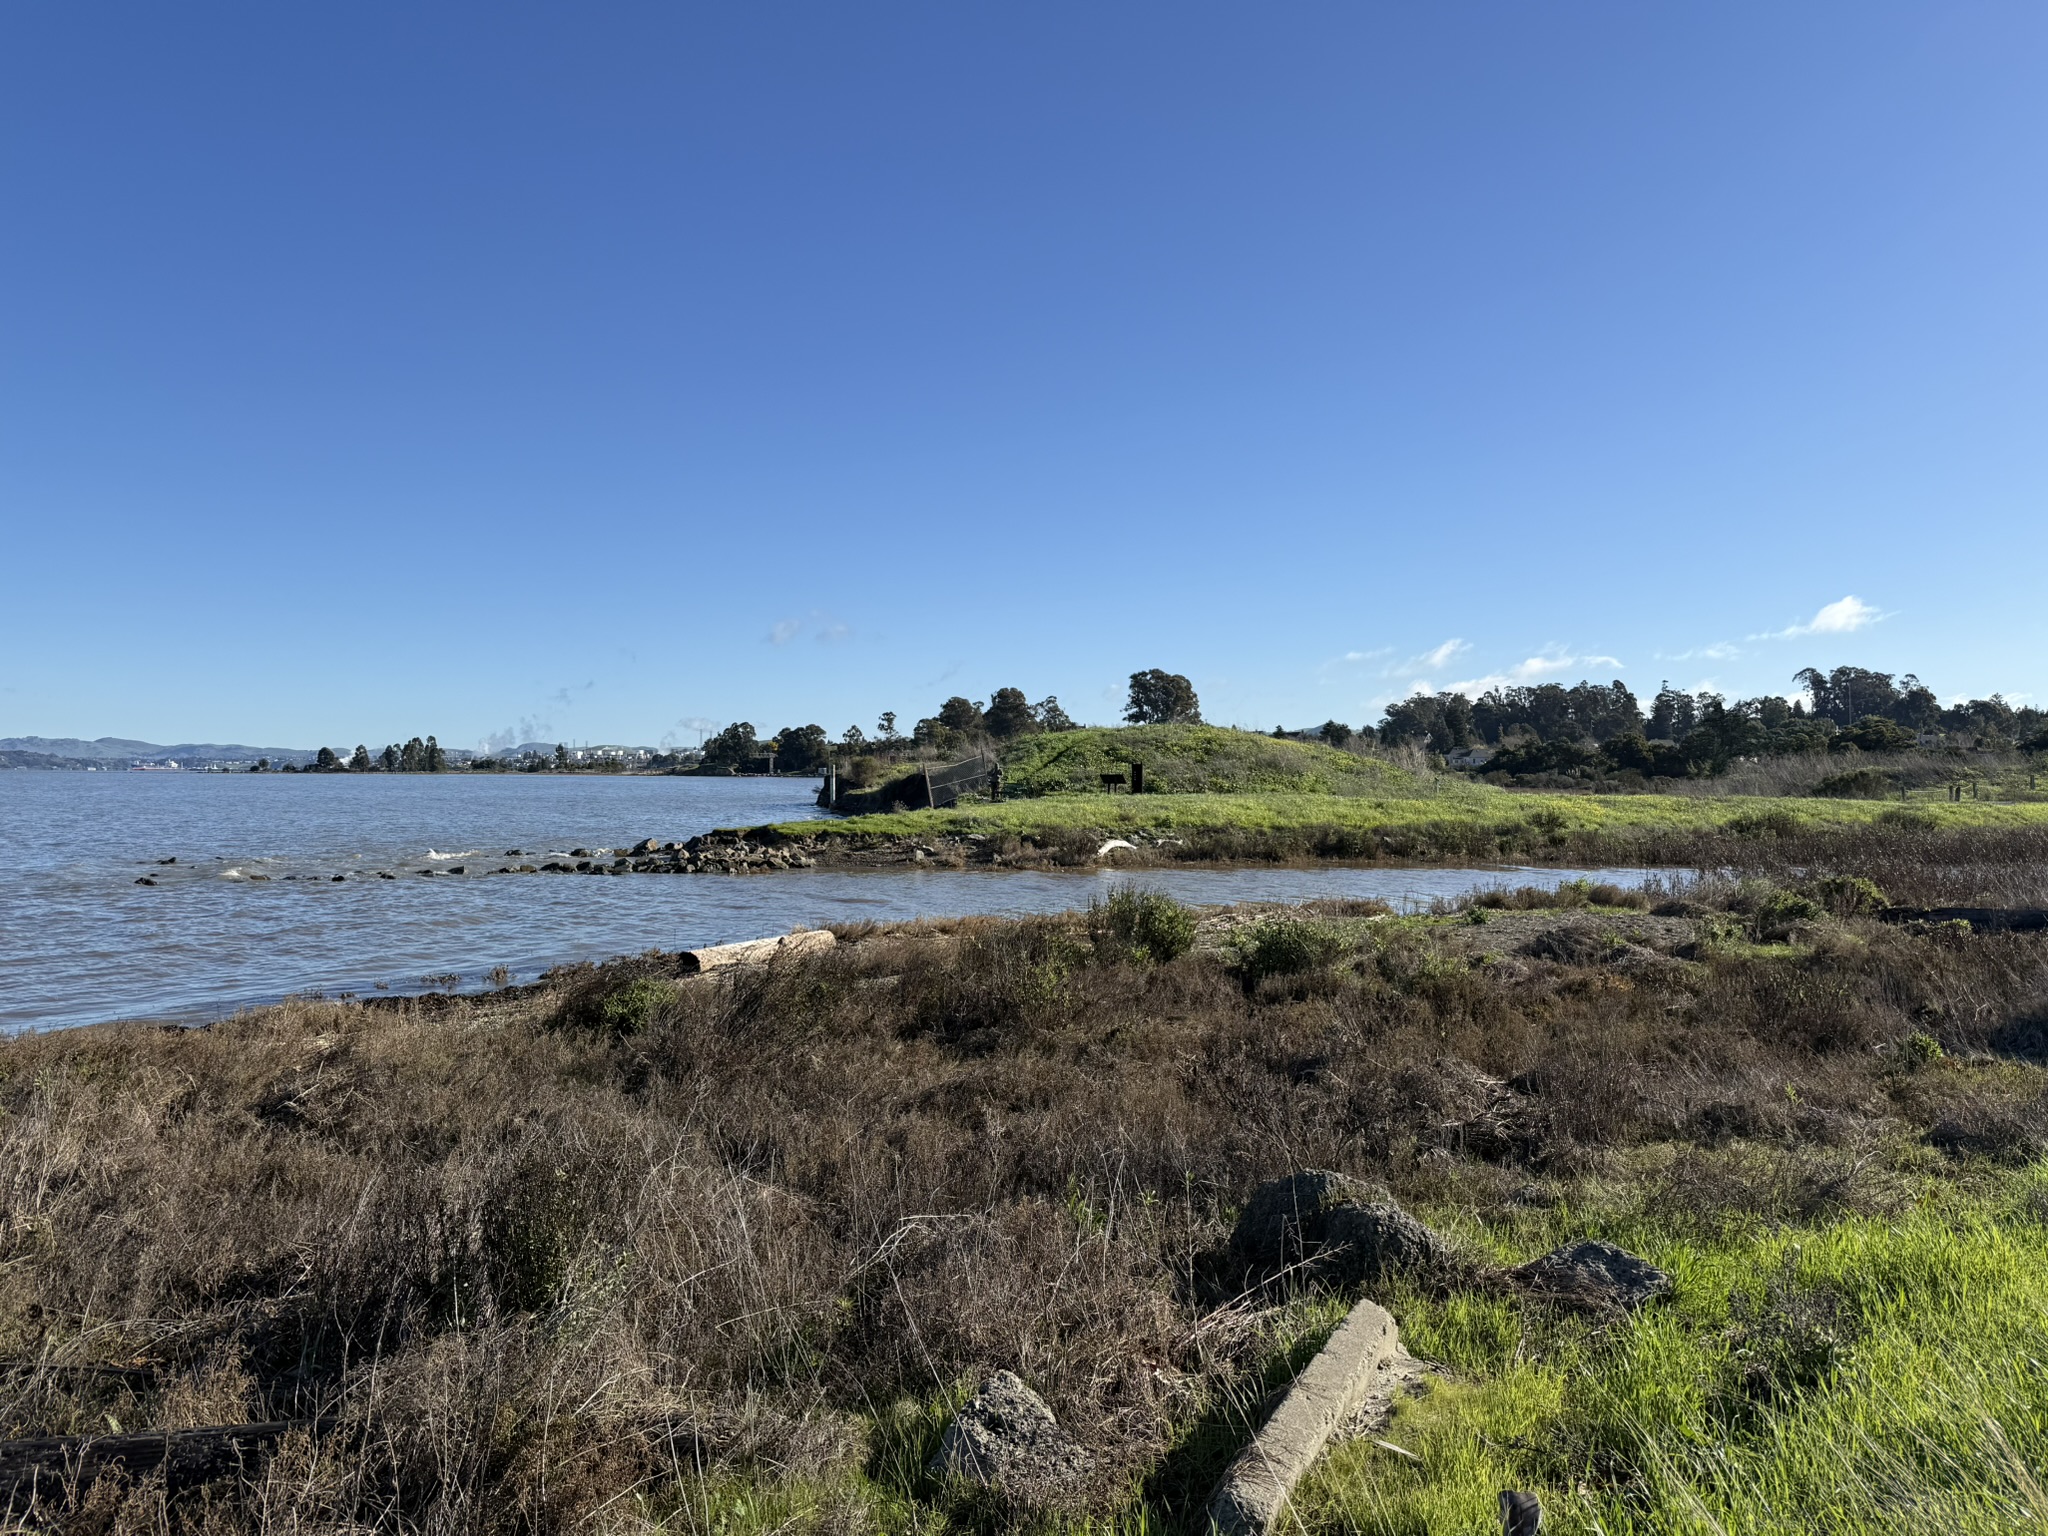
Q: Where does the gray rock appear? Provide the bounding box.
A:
[1231,1170,1386,1266]
[1322,1201,1451,1284]
[1512,1240,1671,1310]
[928,1371,1090,1500]
[1232,1171,1450,1284]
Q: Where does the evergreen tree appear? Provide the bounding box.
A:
[349,745,371,772]
[701,723,759,771]
[1124,670,1201,724]
[984,687,1038,739]
[1033,697,1076,732]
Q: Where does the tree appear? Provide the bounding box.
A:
[937,696,985,735]
[349,744,371,772]
[877,711,900,744]
[425,736,447,772]
[1647,683,1699,743]
[984,687,1038,739]
[841,724,867,751]
[1124,670,1201,725]
[1033,696,1076,732]
[552,743,571,772]
[771,724,830,775]
[1471,680,1641,745]
[379,744,399,772]
[1319,720,1353,749]
[1837,715,1916,753]
[1796,667,1902,727]
[912,716,958,754]
[1378,692,1473,752]
[314,746,341,772]
[702,722,759,771]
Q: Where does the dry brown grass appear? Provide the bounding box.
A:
[4,890,2048,1531]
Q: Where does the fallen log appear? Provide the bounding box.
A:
[1,1421,298,1505]
[678,929,836,974]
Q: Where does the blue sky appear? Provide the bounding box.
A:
[5,4,2045,750]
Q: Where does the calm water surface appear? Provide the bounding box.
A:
[1,773,1665,1031]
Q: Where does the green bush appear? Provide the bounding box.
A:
[1751,889,1824,942]
[1813,767,1895,800]
[555,973,680,1036]
[1099,888,1196,964]
[1234,920,1349,983]
[1814,875,1888,915]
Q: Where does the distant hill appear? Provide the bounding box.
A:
[0,736,315,767]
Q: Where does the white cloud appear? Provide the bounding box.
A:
[1340,646,1392,664]
[769,610,853,646]
[1752,595,1885,641]
[1440,651,1623,697]
[1411,638,1469,670]
[1659,641,1741,663]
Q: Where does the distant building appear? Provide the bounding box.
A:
[1445,746,1495,770]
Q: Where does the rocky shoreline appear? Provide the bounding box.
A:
[482,825,1173,876]
[131,828,1178,886]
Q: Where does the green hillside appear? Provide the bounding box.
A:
[997,724,1421,796]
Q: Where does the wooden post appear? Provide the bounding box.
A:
[1131,760,1144,794]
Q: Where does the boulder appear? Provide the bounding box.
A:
[1232,1170,1384,1265]
[632,838,661,854]
[1511,1240,1670,1310]
[1231,1170,1449,1283]
[1323,1202,1450,1284]
[928,1371,1090,1501]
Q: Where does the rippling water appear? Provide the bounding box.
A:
[1,772,1664,1031]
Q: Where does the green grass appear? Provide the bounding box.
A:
[997,726,1424,797]
[1292,1169,2048,1535]
[621,1169,2048,1536]
[777,781,2048,864]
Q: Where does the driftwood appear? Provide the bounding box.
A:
[678,929,836,974]
[1,1421,299,1505]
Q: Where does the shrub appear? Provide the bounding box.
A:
[1742,886,1825,942]
[1098,888,1196,964]
[1720,1254,1857,1412]
[1814,875,1888,916]
[1233,919,1348,983]
[1813,767,1896,800]
[554,973,680,1036]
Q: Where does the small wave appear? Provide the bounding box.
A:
[220,868,246,880]
[425,849,483,861]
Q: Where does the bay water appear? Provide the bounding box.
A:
[0,772,1663,1031]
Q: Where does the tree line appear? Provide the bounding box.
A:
[1311,665,2047,781]
[696,670,1203,776]
[256,738,449,773]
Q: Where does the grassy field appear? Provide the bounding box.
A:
[785,781,2048,872]
[6,863,2048,1532]
[781,726,2048,867]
